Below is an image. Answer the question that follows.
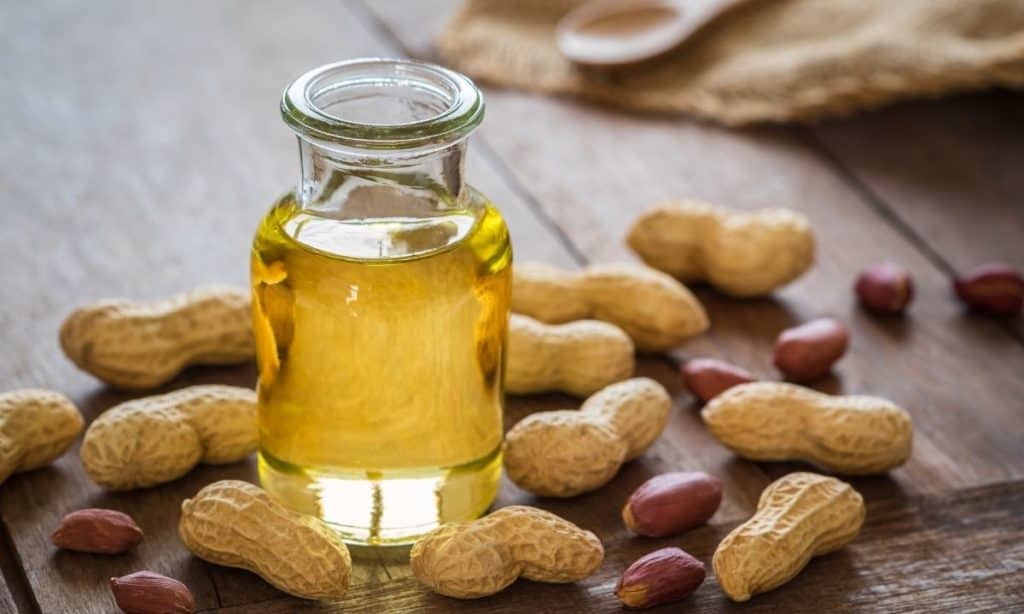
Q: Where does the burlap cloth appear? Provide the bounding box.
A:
[439,0,1024,124]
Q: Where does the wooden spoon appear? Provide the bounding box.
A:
[556,0,751,69]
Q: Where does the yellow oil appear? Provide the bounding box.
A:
[251,187,511,545]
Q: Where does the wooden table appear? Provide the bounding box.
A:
[2,1,1022,612]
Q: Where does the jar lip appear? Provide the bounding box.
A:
[281,58,484,151]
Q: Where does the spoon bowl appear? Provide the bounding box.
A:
[557,0,750,69]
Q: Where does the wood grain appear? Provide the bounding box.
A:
[809,92,1024,275]
[1,0,1022,612]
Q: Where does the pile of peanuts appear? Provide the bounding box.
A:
[2,198,1021,612]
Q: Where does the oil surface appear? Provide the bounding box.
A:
[252,187,511,544]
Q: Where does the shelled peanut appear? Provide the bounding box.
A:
[954,262,1024,316]
[0,389,83,485]
[681,358,755,402]
[179,480,351,601]
[702,382,913,474]
[512,263,708,351]
[773,318,849,382]
[52,509,143,554]
[616,547,706,609]
[110,571,195,614]
[714,472,864,601]
[81,385,256,490]
[622,472,722,537]
[504,378,671,497]
[507,314,634,396]
[856,262,914,315]
[60,285,254,389]
[627,200,814,297]
[410,505,604,599]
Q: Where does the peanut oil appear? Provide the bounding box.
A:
[257,58,509,544]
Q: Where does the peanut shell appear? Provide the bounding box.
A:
[60,285,253,389]
[713,472,864,601]
[410,505,604,598]
[507,314,635,396]
[512,263,708,351]
[702,382,912,474]
[179,480,351,601]
[627,200,814,297]
[81,385,256,490]
[0,389,83,485]
[504,378,671,497]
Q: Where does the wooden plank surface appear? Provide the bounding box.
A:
[358,0,1024,498]
[0,0,1021,612]
[808,92,1024,275]
[0,1,577,612]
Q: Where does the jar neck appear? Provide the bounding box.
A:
[282,59,484,216]
[297,137,469,213]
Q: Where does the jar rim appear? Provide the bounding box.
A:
[281,58,485,151]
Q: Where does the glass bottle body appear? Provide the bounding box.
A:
[251,59,509,545]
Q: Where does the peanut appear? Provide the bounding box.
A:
[179,480,351,601]
[953,262,1024,316]
[702,382,913,474]
[504,378,671,497]
[507,314,634,396]
[681,358,755,402]
[627,200,814,297]
[772,318,849,382]
[410,505,604,599]
[52,509,143,554]
[110,571,195,614]
[616,547,706,609]
[855,262,913,315]
[0,389,83,485]
[60,285,253,389]
[512,263,708,352]
[713,472,864,601]
[81,385,256,490]
[622,472,722,537]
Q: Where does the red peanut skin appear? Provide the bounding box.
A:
[622,472,723,537]
[681,359,755,403]
[855,262,913,315]
[773,318,849,382]
[110,571,195,614]
[52,509,143,554]
[954,263,1024,316]
[616,547,706,608]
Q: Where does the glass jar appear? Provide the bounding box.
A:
[251,58,511,545]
